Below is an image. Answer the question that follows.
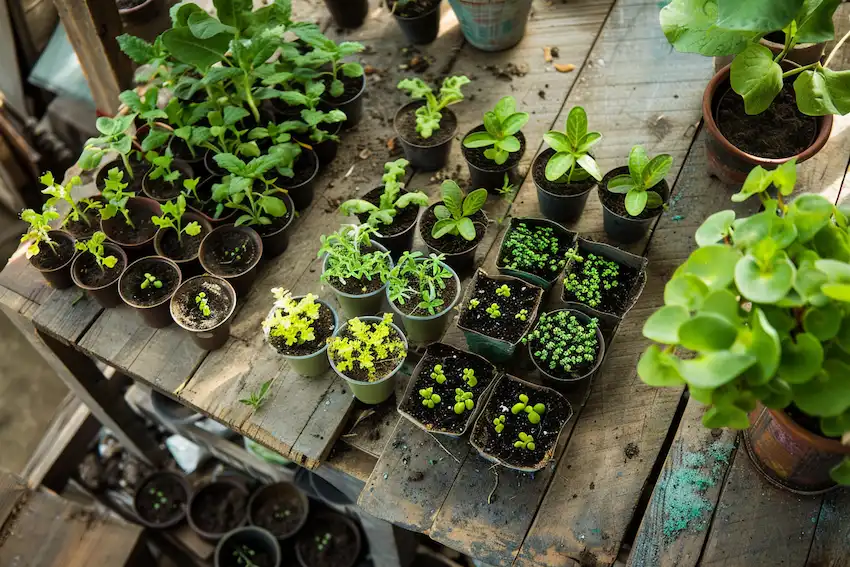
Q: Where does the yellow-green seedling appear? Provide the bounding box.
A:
[462,367,477,387]
[41,172,101,230]
[486,303,501,319]
[430,364,447,384]
[454,389,474,414]
[151,194,202,243]
[511,394,546,424]
[262,290,322,347]
[420,387,441,409]
[100,168,136,228]
[514,432,536,450]
[495,284,511,297]
[75,232,118,271]
[493,414,506,433]
[239,379,271,412]
[195,292,211,317]
[515,309,528,321]
[141,273,162,290]
[315,533,332,552]
[326,314,407,381]
[20,208,59,258]
[468,298,480,309]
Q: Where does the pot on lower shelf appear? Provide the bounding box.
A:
[199,225,264,297]
[322,0,367,28]
[29,230,77,289]
[461,125,525,193]
[170,275,237,351]
[387,259,461,345]
[247,482,309,541]
[322,241,392,318]
[447,0,532,51]
[532,148,596,223]
[215,526,281,567]
[599,167,670,244]
[118,256,182,328]
[133,471,190,529]
[294,512,362,567]
[100,197,162,259]
[71,242,128,308]
[391,0,442,44]
[394,101,457,171]
[264,297,339,377]
[188,480,250,541]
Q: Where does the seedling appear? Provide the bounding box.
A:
[262,289,322,347]
[20,208,59,258]
[462,96,529,165]
[419,387,442,408]
[454,389,474,415]
[430,364,447,384]
[211,153,290,227]
[195,292,211,317]
[524,311,600,375]
[141,273,163,290]
[327,314,407,381]
[78,113,138,177]
[514,432,536,451]
[148,487,171,511]
[607,145,671,217]
[151,195,202,243]
[564,252,620,308]
[293,27,364,98]
[182,177,203,204]
[493,414,506,433]
[40,172,101,229]
[274,509,292,520]
[233,545,259,567]
[468,298,480,309]
[239,379,272,411]
[501,222,568,275]
[515,309,528,322]
[495,284,511,298]
[386,251,453,315]
[431,180,487,241]
[100,168,136,228]
[462,368,477,387]
[223,243,247,264]
[511,394,545,424]
[339,159,429,227]
[75,232,118,271]
[315,532,332,552]
[486,303,501,319]
[145,150,182,184]
[397,75,471,138]
[543,106,603,183]
[319,224,392,289]
[495,174,516,224]
[268,81,347,144]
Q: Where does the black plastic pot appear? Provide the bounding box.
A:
[188,176,238,227]
[528,309,606,389]
[258,194,296,259]
[599,166,670,243]
[168,137,206,178]
[71,242,128,308]
[420,205,489,273]
[188,480,250,541]
[305,122,342,166]
[533,149,596,224]
[204,149,226,180]
[29,231,77,290]
[215,526,281,567]
[283,150,320,211]
[118,256,182,328]
[462,125,524,193]
[394,101,457,171]
[199,225,264,297]
[133,471,189,529]
[170,275,237,351]
[322,0,368,28]
[393,0,442,44]
[100,197,162,259]
[323,75,366,130]
[119,0,165,24]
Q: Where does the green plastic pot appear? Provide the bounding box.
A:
[328,316,408,404]
[322,242,393,318]
[495,217,577,290]
[264,298,339,377]
[387,259,460,345]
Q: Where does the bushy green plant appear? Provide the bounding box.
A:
[99,168,136,228]
[386,252,453,315]
[339,159,429,226]
[511,393,545,424]
[151,195,202,242]
[462,96,529,165]
[318,224,392,289]
[397,76,470,138]
[327,313,407,381]
[419,386,441,408]
[500,222,569,276]
[606,145,671,217]
[636,159,850,484]
[78,114,138,176]
[542,106,603,183]
[145,150,182,184]
[523,310,599,376]
[432,180,487,241]
[564,248,620,308]
[20,208,60,258]
[74,231,118,271]
[262,289,322,347]
[40,172,101,230]
[211,152,290,226]
[293,27,364,98]
[514,432,535,450]
[453,388,474,415]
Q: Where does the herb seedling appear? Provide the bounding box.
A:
[78,113,138,177]
[515,309,528,321]
[486,303,501,319]
[293,27,364,98]
[239,379,272,411]
[514,432,535,451]
[430,364,447,384]
[211,153,290,226]
[493,414,506,433]
[100,168,136,228]
[468,298,480,309]
[339,159,429,227]
[453,388,474,414]
[386,251,453,315]
[270,81,347,145]
[495,284,511,298]
[511,394,546,424]
[397,75,471,138]
[524,311,599,376]
[432,180,487,241]
[262,289,323,347]
[607,145,671,217]
[419,387,442,408]
[148,487,171,511]
[151,195,202,243]
[318,224,392,290]
[315,532,332,552]
[75,231,118,271]
[145,150,182,184]
[462,368,477,387]
[543,106,603,183]
[195,292,211,317]
[501,222,569,275]
[181,177,203,204]
[564,251,620,308]
[233,545,259,567]
[462,96,529,164]
[141,273,162,290]
[223,243,247,264]
[40,172,101,229]
[327,314,407,381]
[20,208,59,258]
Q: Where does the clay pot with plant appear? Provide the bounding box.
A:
[661,0,843,184]
[72,231,128,308]
[394,75,470,170]
[119,256,182,328]
[133,471,189,529]
[170,275,236,351]
[339,159,429,258]
[523,309,605,388]
[262,289,339,377]
[152,194,212,276]
[20,209,77,289]
[419,180,489,270]
[533,106,604,223]
[319,224,394,317]
[40,172,103,240]
[637,159,850,493]
[599,145,672,243]
[188,480,250,541]
[389,0,442,44]
[496,217,576,290]
[98,168,161,257]
[199,225,263,297]
[247,482,309,541]
[462,96,529,193]
[327,314,408,404]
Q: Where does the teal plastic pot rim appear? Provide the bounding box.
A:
[527,308,606,383]
[263,297,339,360]
[386,259,461,321]
[327,315,409,386]
[495,216,578,288]
[321,240,393,299]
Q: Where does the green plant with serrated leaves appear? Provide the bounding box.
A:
[511,394,546,425]
[419,386,441,409]
[262,288,322,347]
[20,208,59,259]
[514,432,535,450]
[397,75,471,138]
[99,169,137,228]
[266,80,347,144]
[293,26,364,98]
[210,152,290,226]
[523,310,599,376]
[430,364,446,384]
[318,224,392,290]
[462,96,529,165]
[151,194,202,243]
[40,172,102,230]
[74,231,118,271]
[145,150,183,184]
[339,159,429,227]
[327,314,407,381]
[431,180,487,241]
[542,106,603,183]
[239,379,272,412]
[606,145,671,217]
[453,388,474,415]
[78,114,138,177]
[636,158,850,485]
[386,251,453,316]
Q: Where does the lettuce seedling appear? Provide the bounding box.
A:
[419,387,441,408]
[468,298,480,309]
[511,394,545,424]
[151,195,202,243]
[514,432,535,450]
[606,145,672,217]
[515,309,528,321]
[453,388,474,414]
[495,284,510,298]
[78,114,138,177]
[430,364,447,384]
[543,106,603,183]
[40,172,102,230]
[432,180,487,241]
[340,159,429,227]
[262,289,322,347]
[486,303,501,319]
[75,231,118,271]
[327,314,407,381]
[20,208,59,258]
[397,75,470,138]
[462,96,529,165]
[100,168,136,228]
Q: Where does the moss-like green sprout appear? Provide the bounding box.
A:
[493,414,506,433]
[468,298,480,309]
[141,273,162,290]
[564,250,620,308]
[515,309,528,321]
[486,303,501,319]
[524,310,599,375]
[501,222,569,275]
[430,364,446,384]
[195,292,211,317]
[419,386,441,409]
[511,394,546,424]
[454,388,474,415]
[514,432,536,451]
[462,367,477,387]
[495,284,511,297]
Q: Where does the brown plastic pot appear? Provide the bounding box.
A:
[170,275,237,351]
[744,404,850,494]
[703,62,833,185]
[258,193,295,259]
[100,197,162,258]
[714,36,825,72]
[71,242,128,308]
[119,256,182,328]
[188,176,237,227]
[199,225,263,297]
[29,230,77,289]
[153,212,213,278]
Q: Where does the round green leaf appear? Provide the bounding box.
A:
[730,44,784,115]
[500,135,521,153]
[778,332,824,384]
[456,217,476,241]
[682,245,741,290]
[695,210,735,247]
[835,316,850,354]
[625,189,647,216]
[660,0,760,56]
[803,305,842,341]
[545,152,575,182]
[795,66,850,117]
[637,345,686,387]
[643,305,690,344]
[794,262,828,301]
[678,313,738,352]
[820,411,850,437]
[822,283,850,302]
[463,131,495,148]
[787,193,834,242]
[734,253,795,304]
[699,289,741,324]
[748,308,781,382]
[759,377,794,410]
[680,351,757,388]
[703,404,751,429]
[664,274,709,311]
[793,358,850,417]
[830,458,850,485]
[689,386,714,404]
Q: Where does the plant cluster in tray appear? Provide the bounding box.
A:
[563,244,639,314]
[523,310,600,380]
[319,224,392,295]
[458,274,540,344]
[339,159,428,233]
[386,251,456,316]
[462,96,529,166]
[327,313,406,382]
[604,145,672,218]
[262,289,335,356]
[542,106,603,184]
[397,75,470,140]
[498,221,572,279]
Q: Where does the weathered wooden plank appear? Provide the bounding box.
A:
[33,287,102,344]
[341,370,411,458]
[807,490,850,567]
[0,248,54,309]
[0,471,27,527]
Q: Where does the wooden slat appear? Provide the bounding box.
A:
[33,286,102,344]
[807,490,850,567]
[0,250,53,308]
[0,471,27,527]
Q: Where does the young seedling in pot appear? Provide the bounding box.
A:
[293,27,365,98]
[20,209,60,258]
[462,96,529,165]
[543,106,603,183]
[501,222,568,275]
[511,394,545,424]
[430,364,447,384]
[462,367,477,387]
[515,309,528,321]
[524,311,600,374]
[420,386,441,408]
[181,177,203,204]
[386,251,453,315]
[339,159,429,226]
[75,232,118,271]
[212,153,290,227]
[78,113,139,177]
[141,273,163,290]
[233,545,260,567]
[514,432,535,450]
[318,224,392,292]
[195,292,211,317]
[151,195,202,242]
[564,252,619,308]
[607,145,672,217]
[315,533,332,552]
[268,81,347,145]
[326,314,407,381]
[493,414,506,433]
[454,388,474,414]
[222,243,247,265]
[262,289,322,347]
[468,298,480,309]
[148,487,173,511]
[495,284,511,298]
[100,168,136,228]
[40,172,102,230]
[486,303,501,319]
[145,151,182,184]
[432,180,488,241]
[239,379,272,412]
[397,75,471,138]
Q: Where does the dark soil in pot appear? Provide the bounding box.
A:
[101,199,159,246]
[205,149,227,179]
[457,276,539,344]
[169,138,206,171]
[269,302,336,356]
[143,163,193,202]
[533,148,596,197]
[254,205,293,239]
[190,482,249,539]
[420,204,487,255]
[135,472,188,528]
[217,528,279,567]
[321,74,364,104]
[73,253,124,289]
[30,235,76,271]
[157,227,207,262]
[562,240,641,316]
[171,277,235,331]
[295,513,361,567]
[396,103,457,148]
[715,82,816,159]
[389,0,440,17]
[598,167,668,220]
[119,257,180,307]
[281,150,319,210]
[390,269,457,318]
[248,483,309,540]
[189,178,236,224]
[96,158,147,193]
[200,227,262,278]
[357,187,420,238]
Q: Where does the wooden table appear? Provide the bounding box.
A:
[3,0,850,565]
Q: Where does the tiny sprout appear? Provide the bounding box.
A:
[462,367,477,387]
[195,292,211,317]
[486,303,501,319]
[514,432,536,451]
[233,544,259,567]
[565,245,584,263]
[315,532,332,552]
[468,298,480,309]
[511,393,546,424]
[239,379,272,412]
[430,364,447,384]
[419,387,442,409]
[493,414,506,433]
[495,284,511,297]
[515,309,528,321]
[453,388,474,414]
[141,273,162,290]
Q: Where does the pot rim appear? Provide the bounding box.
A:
[30,230,77,274]
[71,241,128,291]
[264,297,339,360]
[118,0,158,16]
[170,275,237,334]
[420,203,490,256]
[495,216,578,286]
[119,255,182,310]
[321,72,366,107]
[282,149,320,191]
[764,405,850,454]
[187,480,250,539]
[142,160,194,202]
[246,482,310,540]
[387,259,461,321]
[532,148,597,198]
[322,240,394,299]
[199,224,264,280]
[327,315,409,386]
[132,471,190,529]
[528,308,606,383]
[392,0,442,21]
[100,196,162,249]
[154,211,213,264]
[394,101,458,149]
[461,124,525,173]
[702,63,834,166]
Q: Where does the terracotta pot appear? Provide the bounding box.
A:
[703,62,833,185]
[118,256,182,328]
[714,36,825,73]
[744,404,850,494]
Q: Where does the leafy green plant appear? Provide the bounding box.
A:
[211,153,290,226]
[99,168,136,228]
[462,368,477,388]
[182,177,203,204]
[239,380,272,411]
[453,388,474,414]
[78,114,138,176]
[564,249,620,308]
[20,209,60,258]
[195,292,211,316]
[486,303,501,318]
[318,224,392,290]
[397,75,471,138]
[432,180,487,241]
[40,172,101,230]
[462,96,529,165]
[145,150,182,184]
[511,394,546,424]
[339,159,429,226]
[327,314,407,381]
[523,310,600,376]
[430,364,446,384]
[151,195,202,243]
[468,298,480,309]
[270,81,347,144]
[514,432,536,450]
[515,309,528,321]
[500,222,569,276]
[542,106,603,183]
[606,145,671,217]
[495,284,510,298]
[293,27,364,98]
[74,232,118,271]
[141,273,163,290]
[635,159,850,484]
[493,414,506,433]
[262,288,323,347]
[419,386,442,408]
[386,252,453,315]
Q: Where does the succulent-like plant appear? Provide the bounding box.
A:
[511,394,545,424]
[514,432,536,450]
[195,292,211,316]
[493,414,506,433]
[564,248,620,308]
[501,222,568,275]
[462,96,529,165]
[453,388,474,415]
[420,387,442,408]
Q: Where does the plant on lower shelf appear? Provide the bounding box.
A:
[327,314,407,382]
[499,222,570,279]
[240,380,272,412]
[233,545,260,567]
[606,145,672,217]
[151,195,202,242]
[462,96,529,165]
[75,232,118,270]
[319,224,392,291]
[100,169,136,228]
[20,208,60,258]
[40,172,102,231]
[262,290,322,347]
[397,75,470,138]
[386,251,453,315]
[432,180,488,241]
[542,106,603,183]
[339,159,429,227]
[563,247,620,308]
[637,160,850,484]
[523,310,600,380]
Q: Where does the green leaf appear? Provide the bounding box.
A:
[734,253,795,304]
[815,259,850,282]
[462,188,487,217]
[787,193,834,242]
[779,333,824,384]
[187,12,236,39]
[161,28,231,69]
[643,305,689,344]
[700,289,741,323]
[544,153,575,182]
[259,195,287,217]
[821,411,850,436]
[733,211,797,250]
[456,217,477,240]
[678,313,738,351]
[576,154,602,182]
[213,153,247,174]
[731,165,772,202]
[606,175,634,194]
[803,305,842,341]
[682,244,742,291]
[716,0,803,31]
[565,106,587,146]
[696,210,735,246]
[642,154,673,189]
[665,273,709,310]
[771,159,797,196]
[499,135,521,153]
[624,189,647,216]
[830,458,850,485]
[749,308,781,382]
[660,0,759,56]
[794,66,850,116]
[432,218,456,239]
[171,1,205,26]
[214,0,251,28]
[440,180,464,218]
[463,131,495,148]
[117,34,155,64]
[628,145,649,187]
[703,405,751,429]
[730,44,784,115]
[503,113,528,136]
[795,0,841,43]
[578,132,602,153]
[638,345,686,387]
[680,351,756,388]
[341,62,364,78]
[823,283,850,301]
[793,358,850,417]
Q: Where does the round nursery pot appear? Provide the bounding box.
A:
[303,122,342,166]
[264,298,339,377]
[599,167,670,244]
[462,125,525,193]
[528,309,606,389]
[387,260,460,345]
[188,480,250,541]
[322,241,392,318]
[744,404,850,494]
[142,160,194,203]
[356,187,421,259]
[71,242,128,308]
[394,101,457,171]
[100,197,162,258]
[295,512,362,567]
[248,482,310,540]
[703,62,833,185]
[63,198,105,240]
[322,0,367,28]
[168,137,206,178]
[29,230,77,289]
[322,74,366,130]
[257,193,296,259]
[328,316,408,404]
[392,0,442,44]
[714,33,825,73]
[153,212,213,278]
[283,150,320,211]
[447,0,532,51]
[533,148,596,224]
[133,471,190,529]
[118,0,165,24]
[119,256,182,328]
[419,204,489,271]
[171,275,237,351]
[215,526,281,567]
[204,149,226,180]
[199,225,264,297]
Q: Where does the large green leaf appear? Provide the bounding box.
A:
[188,12,236,39]
[793,358,850,416]
[637,345,686,387]
[679,313,739,351]
[716,0,803,31]
[803,305,842,341]
[795,66,850,116]
[732,212,796,250]
[545,153,575,182]
[625,189,648,216]
[815,259,850,282]
[812,224,850,262]
[795,0,841,43]
[565,106,587,147]
[116,34,155,64]
[703,404,751,429]
[730,44,784,115]
[778,332,824,383]
[820,411,850,437]
[660,0,759,56]
[161,28,231,69]
[214,0,252,29]
[734,253,795,304]
[628,146,649,187]
[543,131,571,153]
[731,165,772,202]
[642,155,673,189]
[700,289,741,323]
[771,159,798,196]
[682,244,741,290]
[576,155,602,182]
[440,180,464,218]
[695,210,735,246]
[787,193,834,242]
[643,305,690,344]
[680,351,757,388]
[665,274,710,310]
[749,308,781,381]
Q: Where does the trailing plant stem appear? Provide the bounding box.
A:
[782,62,818,78]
